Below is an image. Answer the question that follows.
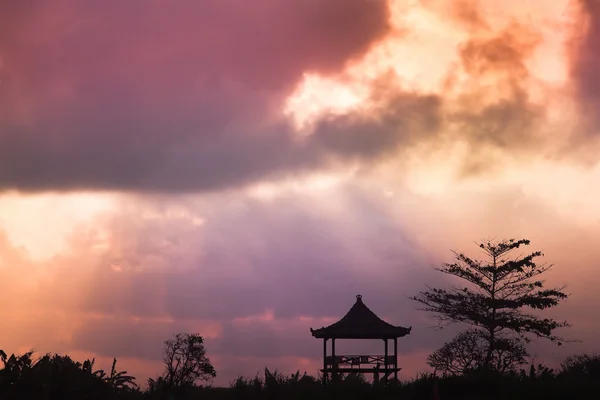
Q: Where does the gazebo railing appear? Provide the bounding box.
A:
[325,355,396,368]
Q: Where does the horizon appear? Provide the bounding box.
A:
[1,0,600,388]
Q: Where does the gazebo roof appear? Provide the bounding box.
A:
[310,295,412,339]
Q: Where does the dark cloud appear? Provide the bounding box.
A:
[0,88,442,193]
[0,0,400,193]
[313,90,442,162]
[0,0,389,94]
[0,0,571,193]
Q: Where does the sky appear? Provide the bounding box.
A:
[1,0,600,387]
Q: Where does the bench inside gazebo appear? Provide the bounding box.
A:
[310,294,412,386]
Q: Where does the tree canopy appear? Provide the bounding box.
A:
[427,329,528,376]
[412,238,571,370]
[147,332,216,397]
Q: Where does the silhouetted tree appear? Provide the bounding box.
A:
[0,350,35,389]
[149,332,216,397]
[0,350,119,399]
[427,329,528,376]
[89,357,138,392]
[521,362,555,380]
[560,353,600,379]
[412,238,570,371]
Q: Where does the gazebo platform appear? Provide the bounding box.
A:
[320,368,401,375]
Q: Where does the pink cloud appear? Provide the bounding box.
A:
[0,0,401,193]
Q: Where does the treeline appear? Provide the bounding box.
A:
[1,349,600,400]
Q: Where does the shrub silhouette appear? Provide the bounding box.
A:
[2,346,600,399]
[0,350,127,399]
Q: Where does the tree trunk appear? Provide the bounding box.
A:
[484,330,495,369]
[484,257,498,368]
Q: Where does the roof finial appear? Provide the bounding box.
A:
[356,294,362,302]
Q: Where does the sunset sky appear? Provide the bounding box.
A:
[1,0,600,387]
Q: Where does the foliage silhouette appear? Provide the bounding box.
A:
[559,353,600,379]
[412,238,571,372]
[147,332,216,399]
[427,329,528,376]
[1,346,600,399]
[88,357,138,391]
[0,350,136,399]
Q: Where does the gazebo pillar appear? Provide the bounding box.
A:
[384,339,388,384]
[331,338,336,383]
[394,338,398,381]
[323,338,327,386]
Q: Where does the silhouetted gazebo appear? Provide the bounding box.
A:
[310,294,411,385]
